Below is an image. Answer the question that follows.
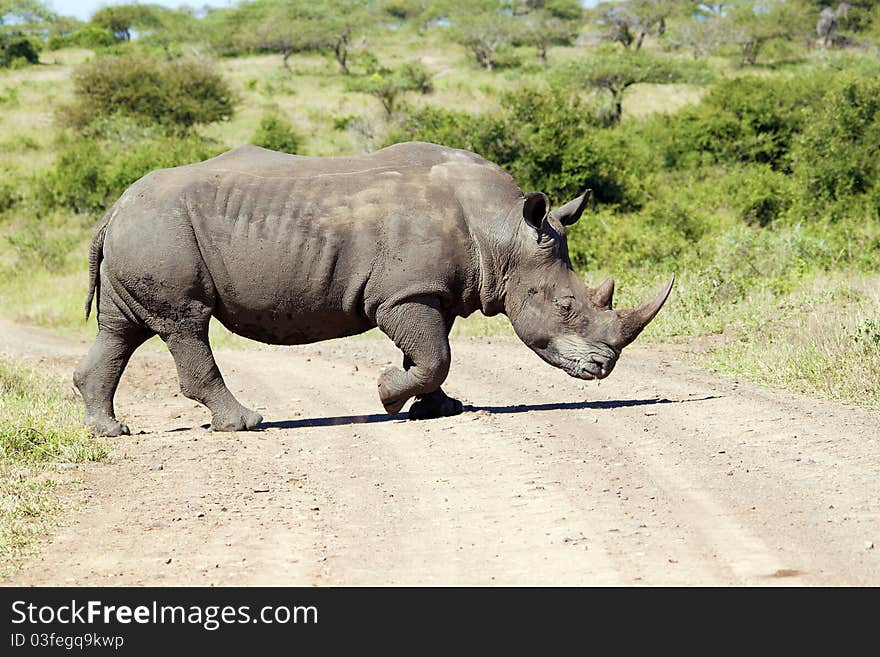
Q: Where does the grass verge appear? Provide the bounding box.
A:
[0,356,107,577]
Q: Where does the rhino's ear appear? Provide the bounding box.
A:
[522,192,550,232]
[552,188,592,226]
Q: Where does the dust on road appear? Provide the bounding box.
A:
[2,318,879,585]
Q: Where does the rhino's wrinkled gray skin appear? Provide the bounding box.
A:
[74,142,673,436]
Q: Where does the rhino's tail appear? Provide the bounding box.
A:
[84,205,116,320]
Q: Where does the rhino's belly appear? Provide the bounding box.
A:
[214,304,374,345]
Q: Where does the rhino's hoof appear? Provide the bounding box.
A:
[211,409,263,432]
[378,369,408,415]
[409,394,464,420]
[88,418,131,437]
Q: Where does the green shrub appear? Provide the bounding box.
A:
[66,56,235,134]
[390,85,644,208]
[0,173,20,213]
[723,165,795,227]
[0,33,40,68]
[251,114,302,153]
[0,84,18,107]
[398,62,433,94]
[41,118,222,213]
[4,227,78,273]
[789,74,880,214]
[642,75,826,170]
[47,26,116,50]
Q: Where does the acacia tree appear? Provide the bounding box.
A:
[210,0,375,72]
[601,0,674,51]
[136,7,199,59]
[0,0,52,26]
[816,3,851,47]
[517,8,580,65]
[448,0,517,71]
[381,0,446,30]
[0,0,53,66]
[91,4,166,41]
[347,62,433,116]
[666,13,726,58]
[569,52,707,124]
[719,0,813,65]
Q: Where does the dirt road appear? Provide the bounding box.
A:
[2,318,879,585]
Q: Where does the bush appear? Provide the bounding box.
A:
[723,165,795,227]
[47,26,116,51]
[642,75,827,171]
[789,74,880,213]
[398,62,433,94]
[0,179,19,214]
[41,117,222,213]
[389,85,643,208]
[4,227,78,273]
[0,33,40,68]
[251,114,302,153]
[66,56,235,134]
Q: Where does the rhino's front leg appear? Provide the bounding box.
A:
[376,299,461,417]
[403,315,463,419]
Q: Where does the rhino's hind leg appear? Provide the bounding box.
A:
[74,321,152,437]
[162,326,263,432]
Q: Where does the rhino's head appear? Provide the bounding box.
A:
[503,189,674,381]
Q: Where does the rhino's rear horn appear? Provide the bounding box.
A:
[590,277,615,310]
[552,188,592,226]
[613,274,675,347]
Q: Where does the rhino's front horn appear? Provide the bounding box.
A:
[612,274,675,347]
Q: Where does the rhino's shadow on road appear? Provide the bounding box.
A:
[255,395,720,430]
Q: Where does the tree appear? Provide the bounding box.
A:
[208,0,376,73]
[567,52,708,124]
[513,0,583,20]
[719,1,813,65]
[347,61,433,116]
[666,13,726,58]
[382,0,446,30]
[601,0,673,51]
[0,0,53,26]
[91,4,164,41]
[449,0,516,71]
[1,0,52,66]
[816,3,851,47]
[135,7,200,59]
[517,8,580,65]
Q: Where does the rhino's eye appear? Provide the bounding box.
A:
[555,296,575,315]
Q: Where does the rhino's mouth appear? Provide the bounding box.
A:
[535,341,618,381]
[556,356,611,380]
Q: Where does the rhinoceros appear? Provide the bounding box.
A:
[74,142,673,436]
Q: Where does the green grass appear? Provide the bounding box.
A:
[0,357,107,576]
[705,274,880,409]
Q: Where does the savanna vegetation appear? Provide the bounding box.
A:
[1,0,880,566]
